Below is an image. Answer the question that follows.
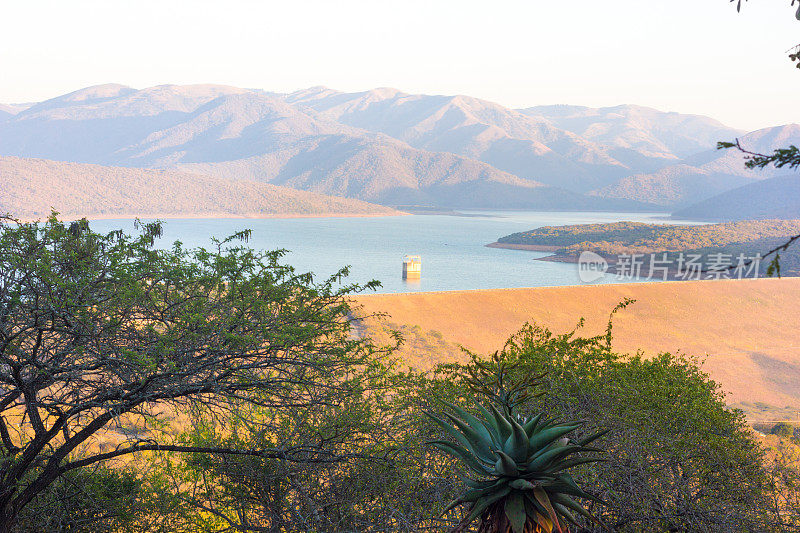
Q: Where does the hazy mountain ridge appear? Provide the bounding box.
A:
[0,103,31,119]
[592,124,800,207]
[287,87,632,191]
[0,83,790,211]
[0,84,647,209]
[673,174,800,221]
[0,156,399,219]
[521,104,744,159]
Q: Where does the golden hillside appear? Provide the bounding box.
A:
[354,278,800,421]
[0,156,399,220]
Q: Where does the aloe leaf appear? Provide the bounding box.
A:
[461,478,509,501]
[495,450,520,476]
[533,487,563,533]
[553,502,579,526]
[489,404,513,442]
[442,412,496,463]
[473,402,502,445]
[550,493,595,521]
[523,491,550,519]
[509,478,537,491]
[528,425,580,453]
[523,495,539,522]
[464,477,494,489]
[446,403,496,447]
[439,498,463,516]
[466,486,511,523]
[544,456,606,474]
[505,491,527,533]
[533,513,554,533]
[528,445,583,471]
[551,481,608,507]
[429,441,491,475]
[522,413,543,437]
[427,413,487,461]
[504,418,530,462]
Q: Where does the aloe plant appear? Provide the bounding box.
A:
[429,402,606,533]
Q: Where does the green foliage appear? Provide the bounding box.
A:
[0,213,385,529]
[3,212,796,531]
[717,141,800,170]
[13,466,141,533]
[771,422,796,438]
[428,401,605,533]
[431,311,793,532]
[791,44,800,68]
[169,304,799,532]
[156,362,455,531]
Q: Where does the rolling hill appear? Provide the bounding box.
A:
[353,279,800,420]
[0,156,400,220]
[674,174,800,221]
[286,87,629,192]
[521,104,743,162]
[591,125,800,207]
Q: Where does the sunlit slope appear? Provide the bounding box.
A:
[0,156,400,219]
[354,279,800,416]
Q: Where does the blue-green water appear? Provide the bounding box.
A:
[89,211,700,293]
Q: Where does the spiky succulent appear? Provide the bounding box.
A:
[429,402,606,533]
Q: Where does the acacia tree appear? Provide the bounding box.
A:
[0,214,388,531]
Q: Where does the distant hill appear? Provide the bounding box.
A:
[0,156,399,219]
[0,84,642,210]
[0,83,788,210]
[496,220,800,252]
[591,125,800,207]
[673,175,800,221]
[493,219,800,276]
[590,164,755,207]
[287,87,629,192]
[521,104,743,162]
[0,103,30,119]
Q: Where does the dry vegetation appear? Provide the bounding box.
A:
[497,220,800,253]
[0,156,399,220]
[354,278,800,421]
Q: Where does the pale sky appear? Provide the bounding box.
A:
[1,0,798,131]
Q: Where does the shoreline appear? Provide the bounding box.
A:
[355,276,784,298]
[485,242,560,252]
[12,210,409,223]
[485,242,799,281]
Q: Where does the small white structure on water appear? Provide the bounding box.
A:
[402,255,421,279]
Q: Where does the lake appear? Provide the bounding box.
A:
[89,211,701,293]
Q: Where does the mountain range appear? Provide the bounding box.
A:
[1,83,798,214]
[673,174,800,221]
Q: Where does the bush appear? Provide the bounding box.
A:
[432,312,794,532]
[771,422,796,438]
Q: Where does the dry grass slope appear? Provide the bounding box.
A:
[354,278,800,421]
[0,156,399,219]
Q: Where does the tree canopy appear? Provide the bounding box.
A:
[0,214,387,531]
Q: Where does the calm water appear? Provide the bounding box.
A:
[89,211,701,293]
